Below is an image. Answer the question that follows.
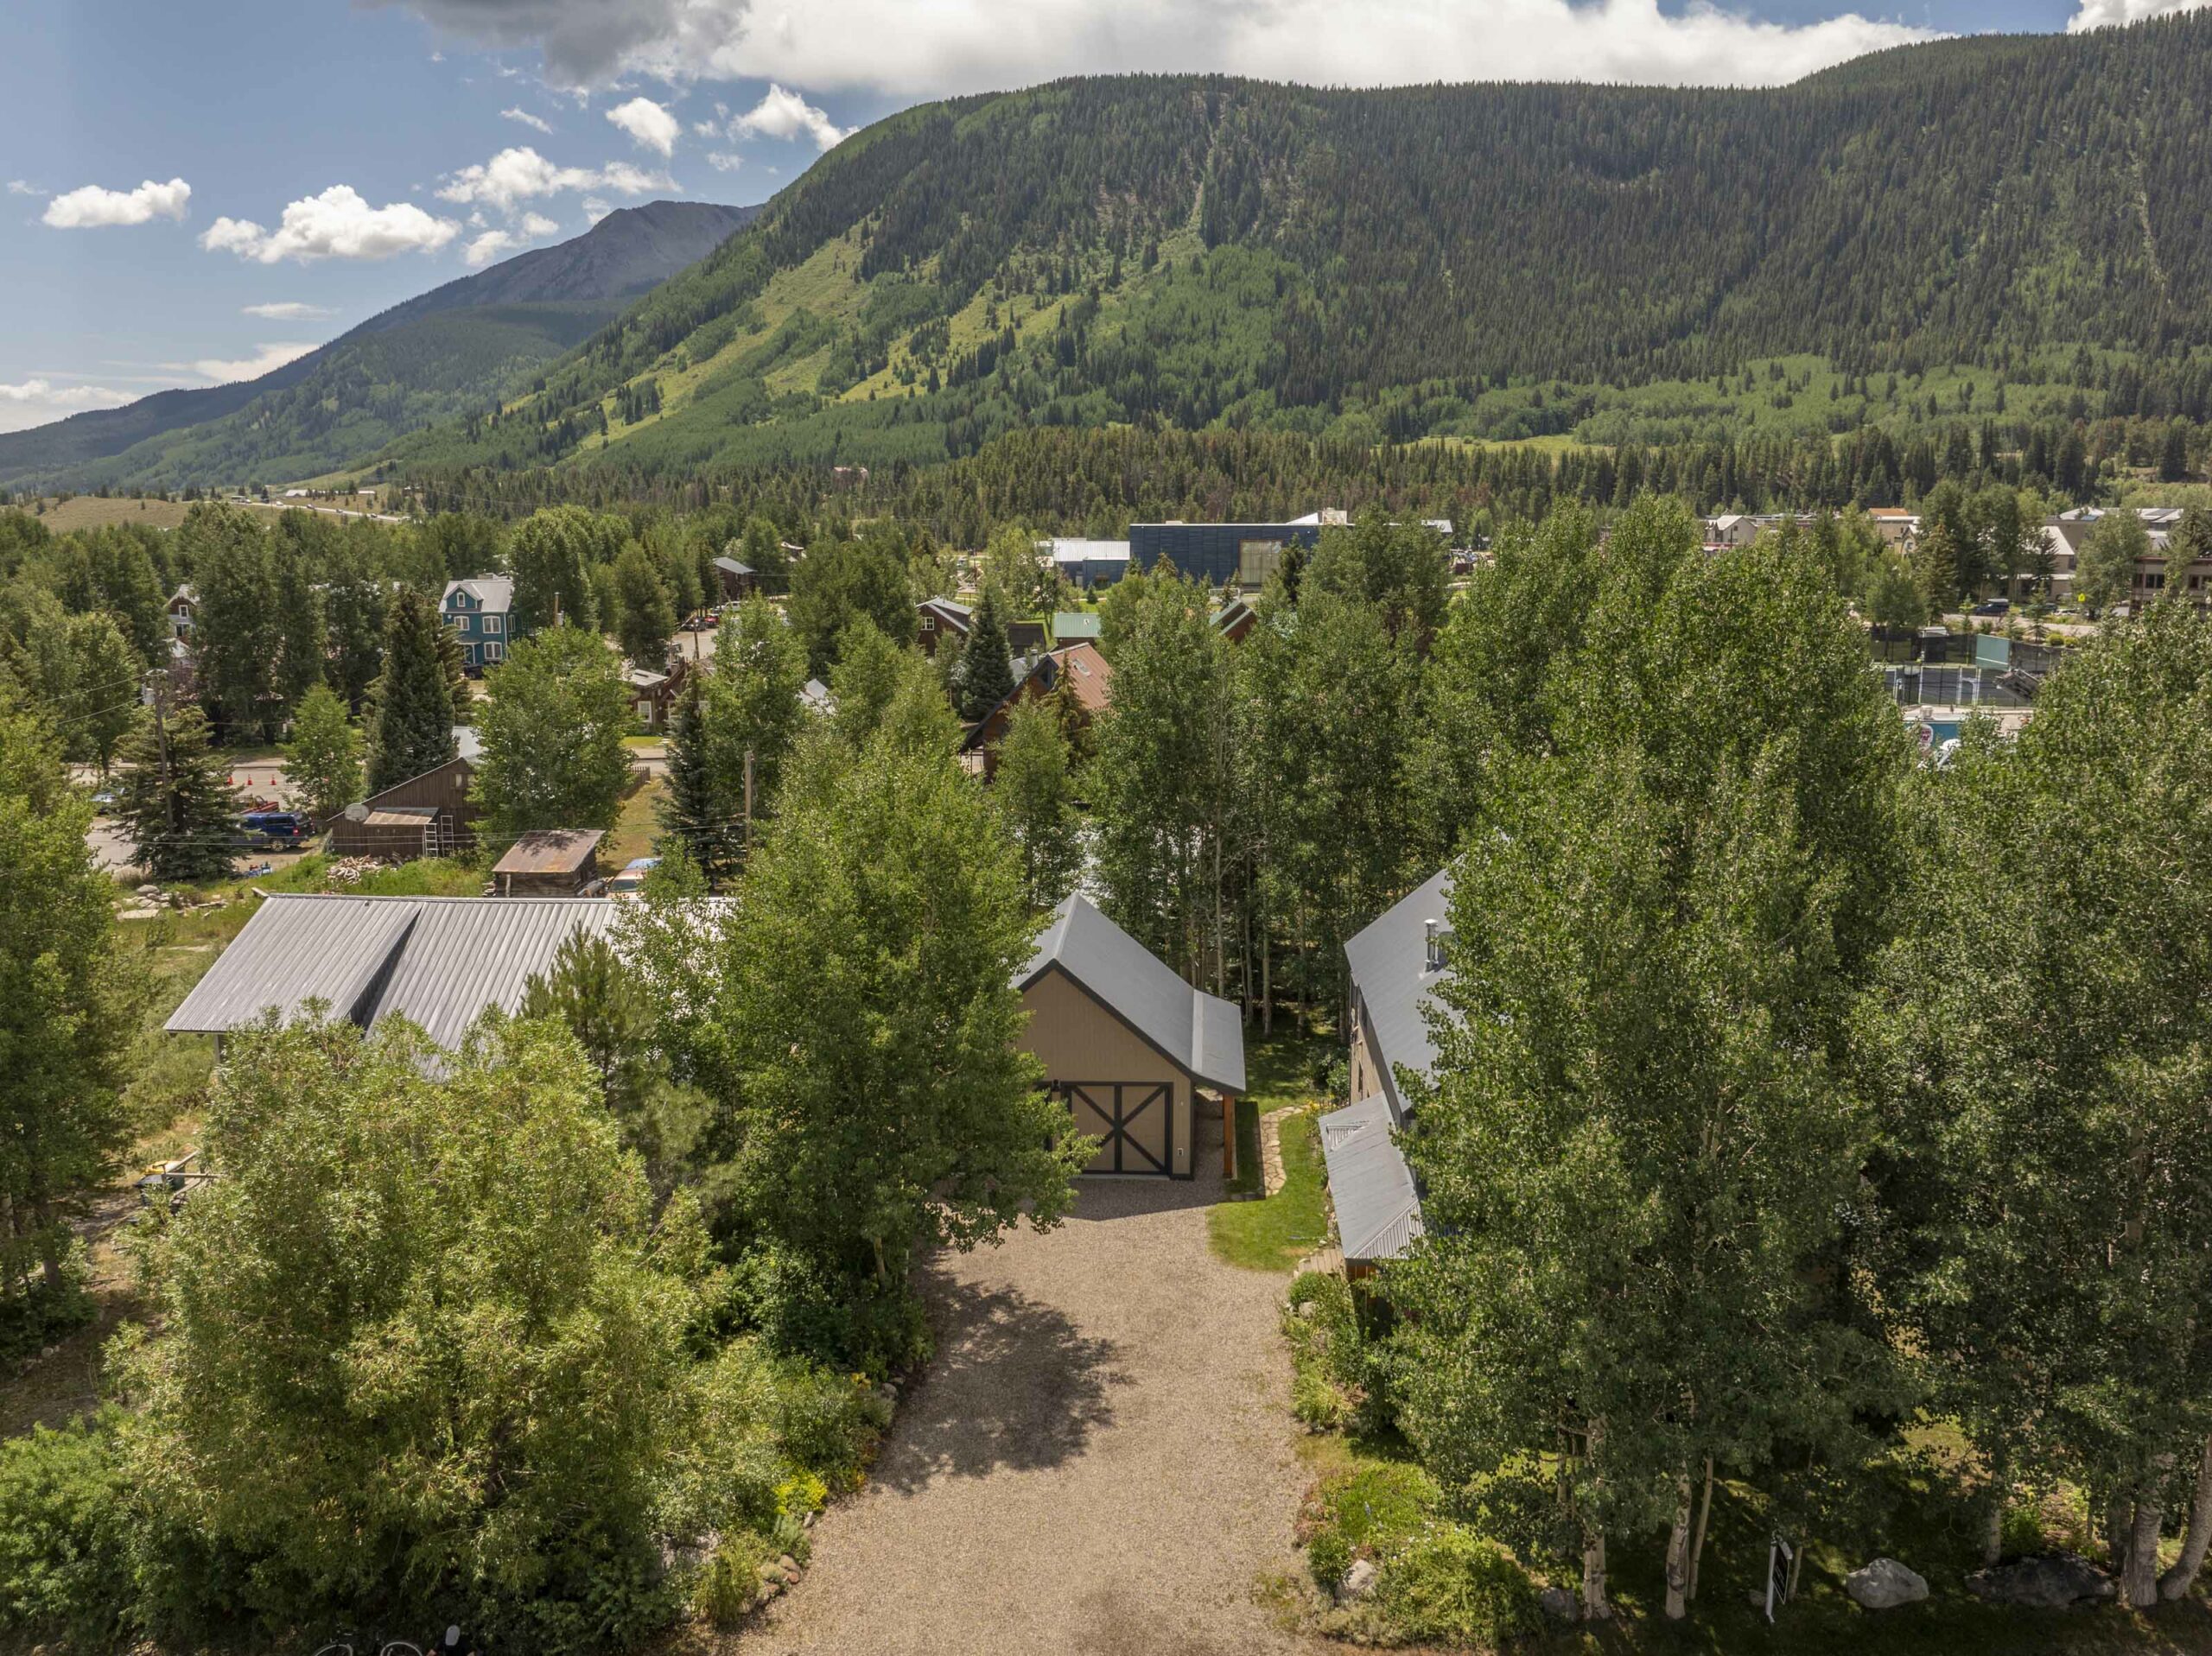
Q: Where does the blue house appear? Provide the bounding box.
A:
[442,576,514,671]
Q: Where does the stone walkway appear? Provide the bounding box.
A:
[746,1155,1323,1656]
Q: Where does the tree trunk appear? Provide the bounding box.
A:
[1662,1472,1695,1619]
[2124,1485,2164,1609]
[1982,1486,2007,1566]
[2159,1437,2212,1600]
[2107,1495,2133,1575]
[1687,1457,1715,1600]
[1581,1528,1611,1621]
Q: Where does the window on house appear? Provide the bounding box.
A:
[1237,539,1284,587]
[484,641,503,663]
[482,616,501,635]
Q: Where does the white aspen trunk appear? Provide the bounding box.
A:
[2124,1485,2164,1608]
[1662,1473,1695,1620]
[1581,1529,1611,1621]
[1687,1457,1715,1600]
[1982,1487,2007,1566]
[2159,1437,2212,1599]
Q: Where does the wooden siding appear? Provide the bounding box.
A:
[327,758,479,860]
[1018,966,1194,1177]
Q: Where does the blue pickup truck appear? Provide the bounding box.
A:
[235,810,315,848]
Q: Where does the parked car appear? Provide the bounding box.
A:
[90,788,118,813]
[607,856,659,897]
[1970,597,2011,617]
[235,809,314,848]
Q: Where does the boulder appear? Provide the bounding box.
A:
[1537,1586,1580,1621]
[1338,1558,1379,1603]
[1966,1554,2114,1609]
[1845,1558,1929,1610]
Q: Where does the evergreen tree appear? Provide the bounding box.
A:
[117,686,243,884]
[473,624,634,841]
[283,682,361,823]
[183,503,276,740]
[0,690,135,1329]
[991,698,1084,909]
[612,542,677,669]
[658,674,739,890]
[363,589,458,794]
[2160,420,2192,484]
[270,540,326,719]
[957,587,1016,720]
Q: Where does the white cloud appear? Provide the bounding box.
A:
[189,343,318,384]
[435,144,671,213]
[200,186,460,263]
[7,180,44,198]
[501,105,554,132]
[520,211,562,234]
[385,0,1935,95]
[730,85,850,150]
[465,229,518,265]
[0,378,138,434]
[2068,0,2208,28]
[706,151,745,172]
[582,196,613,225]
[242,301,337,320]
[41,177,192,229]
[606,94,679,156]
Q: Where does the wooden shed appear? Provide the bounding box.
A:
[327,733,481,862]
[1015,895,1245,1181]
[493,829,606,896]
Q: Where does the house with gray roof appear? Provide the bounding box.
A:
[441,575,514,670]
[166,893,626,1058]
[1322,866,1454,1272]
[1015,894,1245,1181]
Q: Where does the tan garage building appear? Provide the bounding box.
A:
[1016,895,1246,1180]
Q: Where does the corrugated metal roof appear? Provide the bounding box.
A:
[1344,866,1454,1119]
[364,806,438,826]
[442,575,513,612]
[713,556,753,576]
[1318,1094,1424,1264]
[1018,895,1245,1094]
[165,894,624,1049]
[493,828,605,876]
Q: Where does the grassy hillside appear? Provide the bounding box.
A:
[382,16,2212,482]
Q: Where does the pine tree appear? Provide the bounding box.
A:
[364,588,459,794]
[613,542,677,669]
[283,682,362,824]
[658,672,741,890]
[117,683,243,883]
[958,587,1016,721]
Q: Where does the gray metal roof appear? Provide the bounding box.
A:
[442,575,513,612]
[1018,895,1246,1094]
[1318,1094,1424,1264]
[166,894,624,1048]
[713,555,754,576]
[1343,866,1454,1118]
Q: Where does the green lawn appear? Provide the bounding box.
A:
[1209,1026,1336,1271]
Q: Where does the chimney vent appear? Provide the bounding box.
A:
[1424,917,1441,973]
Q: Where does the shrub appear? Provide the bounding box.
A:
[1307,1529,1351,1592]
[1375,1523,1541,1648]
[0,1409,135,1646]
[1294,1369,1352,1431]
[730,1242,934,1375]
[691,1532,773,1628]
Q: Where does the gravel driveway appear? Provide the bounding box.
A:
[749,1158,1319,1656]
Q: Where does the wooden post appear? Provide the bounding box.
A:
[1223,1094,1237,1181]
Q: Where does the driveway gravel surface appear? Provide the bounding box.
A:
[749,1157,1321,1656]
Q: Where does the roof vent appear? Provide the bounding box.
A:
[1424,918,1443,973]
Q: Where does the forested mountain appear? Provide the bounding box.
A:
[0,200,756,492]
[371,16,2212,486]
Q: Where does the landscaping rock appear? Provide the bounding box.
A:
[1845,1558,1929,1610]
[1966,1553,2114,1609]
[1538,1586,1580,1621]
[136,884,160,898]
[1337,1558,1378,1603]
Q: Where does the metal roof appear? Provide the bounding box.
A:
[363,806,439,826]
[1018,895,1245,1094]
[1051,612,1103,641]
[166,894,626,1048]
[713,555,754,576]
[1343,866,1454,1119]
[1318,1094,1424,1264]
[493,828,605,876]
[442,575,513,612]
[1047,539,1131,564]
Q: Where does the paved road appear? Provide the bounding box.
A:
[750,1143,1320,1656]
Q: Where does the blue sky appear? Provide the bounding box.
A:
[0,0,2176,435]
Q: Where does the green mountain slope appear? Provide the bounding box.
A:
[379,15,2212,482]
[0,200,757,492]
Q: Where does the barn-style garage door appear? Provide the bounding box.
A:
[1060,1082,1173,1176]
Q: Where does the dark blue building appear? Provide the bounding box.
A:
[1127,518,1328,588]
